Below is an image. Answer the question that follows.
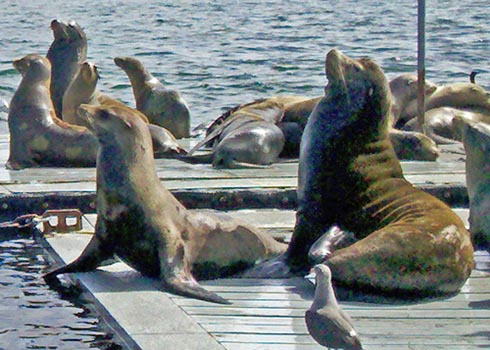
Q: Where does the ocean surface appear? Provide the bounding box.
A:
[1,0,489,132]
[0,1,489,349]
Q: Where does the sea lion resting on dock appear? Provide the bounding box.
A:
[244,49,474,297]
[44,103,287,304]
[186,98,286,168]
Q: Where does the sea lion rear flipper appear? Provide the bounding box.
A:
[163,276,231,305]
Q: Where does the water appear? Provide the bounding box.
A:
[0,235,122,350]
[0,1,489,348]
[1,0,489,129]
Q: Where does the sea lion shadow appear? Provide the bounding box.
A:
[468,299,490,309]
[81,267,159,294]
[292,275,458,306]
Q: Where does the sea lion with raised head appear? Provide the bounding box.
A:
[46,19,87,119]
[114,56,191,138]
[388,73,438,128]
[62,60,187,158]
[44,103,287,303]
[7,54,97,170]
[454,116,490,248]
[244,49,474,297]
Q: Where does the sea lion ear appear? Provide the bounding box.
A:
[123,120,133,129]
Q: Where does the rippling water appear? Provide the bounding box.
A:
[1,0,489,129]
[0,1,489,348]
[0,236,121,349]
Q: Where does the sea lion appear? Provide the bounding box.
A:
[114,56,191,138]
[244,49,474,297]
[403,106,490,144]
[8,54,185,170]
[186,98,286,168]
[62,60,187,157]
[404,82,490,121]
[44,103,287,304]
[388,73,438,128]
[46,19,87,119]
[7,54,97,170]
[454,116,490,248]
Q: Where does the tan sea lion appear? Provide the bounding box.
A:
[403,106,490,144]
[404,82,490,121]
[44,103,287,304]
[46,19,87,119]
[114,56,191,138]
[7,54,97,170]
[454,116,490,247]
[62,60,187,158]
[244,49,474,297]
[388,73,438,128]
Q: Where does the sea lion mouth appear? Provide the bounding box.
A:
[50,19,68,39]
[325,49,345,83]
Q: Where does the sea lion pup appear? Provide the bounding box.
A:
[453,116,490,248]
[63,61,187,158]
[388,73,438,128]
[186,99,286,168]
[244,49,474,297]
[46,19,87,119]
[7,54,97,170]
[306,264,363,350]
[44,103,286,303]
[114,56,191,138]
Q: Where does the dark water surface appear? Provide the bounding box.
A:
[0,235,122,350]
[0,1,489,348]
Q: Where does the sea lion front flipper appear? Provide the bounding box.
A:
[43,230,115,281]
[308,226,358,264]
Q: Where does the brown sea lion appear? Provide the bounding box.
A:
[7,54,97,170]
[454,116,490,248]
[46,19,87,119]
[244,49,474,297]
[114,56,191,138]
[44,103,287,304]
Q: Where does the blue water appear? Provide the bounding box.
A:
[1,0,489,129]
[0,1,489,348]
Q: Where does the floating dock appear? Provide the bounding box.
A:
[1,135,489,350]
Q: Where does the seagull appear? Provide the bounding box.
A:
[305,264,363,350]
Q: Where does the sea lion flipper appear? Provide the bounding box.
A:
[308,226,358,264]
[241,254,294,279]
[163,277,231,305]
[43,235,114,280]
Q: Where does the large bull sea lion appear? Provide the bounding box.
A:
[46,19,87,119]
[244,49,474,297]
[114,56,191,138]
[44,103,287,304]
